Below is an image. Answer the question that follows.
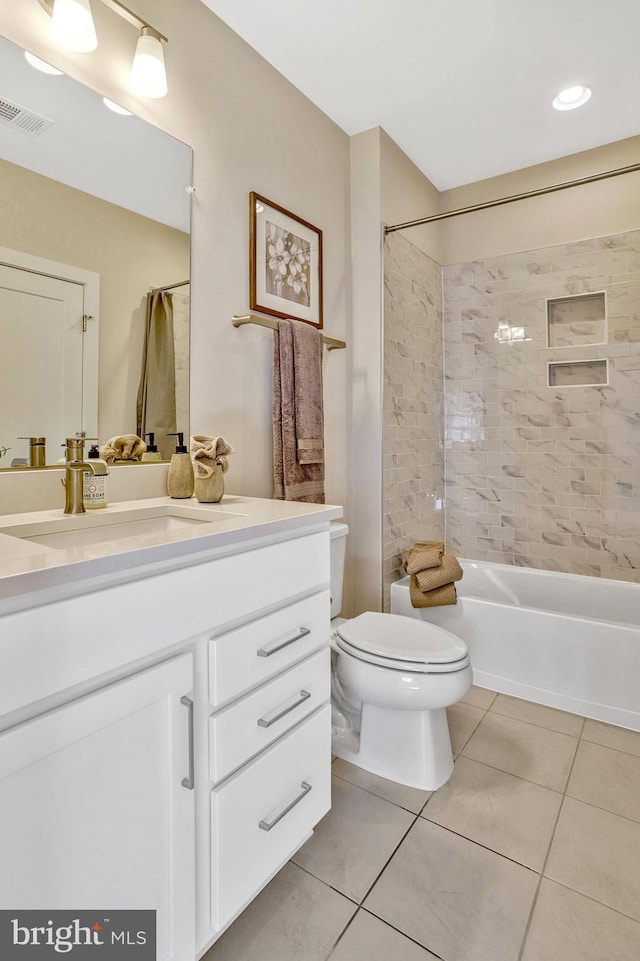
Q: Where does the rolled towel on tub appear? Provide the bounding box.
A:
[415,554,463,593]
[409,577,458,608]
[403,540,445,575]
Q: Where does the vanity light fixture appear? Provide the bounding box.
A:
[102,96,132,115]
[51,0,97,53]
[24,51,64,74]
[129,27,167,99]
[552,85,592,111]
[39,0,169,98]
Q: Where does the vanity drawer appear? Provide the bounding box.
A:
[210,703,331,933]
[209,648,330,783]
[208,590,329,707]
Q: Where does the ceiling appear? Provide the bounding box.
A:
[201,0,640,190]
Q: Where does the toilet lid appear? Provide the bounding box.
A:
[336,612,468,665]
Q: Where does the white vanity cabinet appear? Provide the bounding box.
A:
[207,591,331,933]
[0,506,338,961]
[0,653,195,961]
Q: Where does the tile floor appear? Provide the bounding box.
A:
[204,688,640,961]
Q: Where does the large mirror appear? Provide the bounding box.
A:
[0,34,191,466]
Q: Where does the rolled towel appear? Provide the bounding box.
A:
[190,435,235,504]
[100,434,146,463]
[403,540,445,575]
[409,577,457,608]
[190,435,234,478]
[415,554,463,593]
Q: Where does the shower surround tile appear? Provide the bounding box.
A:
[383,233,444,609]
[443,229,640,581]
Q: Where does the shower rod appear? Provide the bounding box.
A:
[384,160,640,234]
[150,280,190,292]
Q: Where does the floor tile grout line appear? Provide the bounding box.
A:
[563,787,640,826]
[359,906,448,959]
[451,701,491,755]
[579,733,640,761]
[456,751,572,793]
[356,808,424,907]
[484,705,583,738]
[418,817,543,875]
[542,876,640,927]
[488,701,579,737]
[443,753,565,796]
[290,860,359,906]
[321,905,362,961]
[330,769,429,815]
[515,713,585,961]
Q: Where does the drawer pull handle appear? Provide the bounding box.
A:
[257,690,312,728]
[259,781,312,832]
[180,695,195,790]
[257,627,311,658]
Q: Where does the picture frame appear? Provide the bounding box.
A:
[250,191,323,329]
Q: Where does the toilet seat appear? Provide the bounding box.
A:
[335,612,470,674]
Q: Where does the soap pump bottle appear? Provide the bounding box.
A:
[83,444,109,509]
[141,432,163,463]
[166,432,194,498]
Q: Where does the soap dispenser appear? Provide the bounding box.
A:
[141,432,163,462]
[83,444,109,509]
[166,432,194,498]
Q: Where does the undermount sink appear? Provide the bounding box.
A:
[0,505,245,549]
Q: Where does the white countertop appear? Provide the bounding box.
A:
[0,494,342,607]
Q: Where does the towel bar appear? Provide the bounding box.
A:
[232,314,346,351]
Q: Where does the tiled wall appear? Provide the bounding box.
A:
[383,233,444,609]
[444,229,640,581]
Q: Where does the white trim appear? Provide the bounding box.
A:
[0,246,99,437]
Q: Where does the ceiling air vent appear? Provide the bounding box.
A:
[0,96,53,137]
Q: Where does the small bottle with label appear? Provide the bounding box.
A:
[83,444,108,509]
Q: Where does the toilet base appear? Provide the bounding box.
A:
[332,703,454,791]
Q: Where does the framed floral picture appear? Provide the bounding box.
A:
[250,191,323,328]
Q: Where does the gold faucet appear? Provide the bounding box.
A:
[62,438,108,514]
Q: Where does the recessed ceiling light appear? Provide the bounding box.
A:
[102,97,132,116]
[552,85,592,111]
[24,51,63,75]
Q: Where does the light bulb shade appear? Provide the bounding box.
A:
[24,51,64,75]
[103,97,132,116]
[51,0,97,53]
[130,28,167,99]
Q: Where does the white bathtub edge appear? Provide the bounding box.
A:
[473,669,640,733]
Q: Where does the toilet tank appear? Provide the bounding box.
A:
[329,522,348,618]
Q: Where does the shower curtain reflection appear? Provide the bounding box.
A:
[136,289,177,461]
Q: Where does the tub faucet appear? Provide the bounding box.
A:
[62,437,108,515]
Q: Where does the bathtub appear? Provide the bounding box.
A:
[390,560,640,732]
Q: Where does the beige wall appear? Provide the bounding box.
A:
[379,129,442,262]
[440,136,640,264]
[0,0,352,604]
[0,157,189,451]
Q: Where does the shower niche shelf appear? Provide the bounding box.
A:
[548,359,608,388]
[547,292,606,348]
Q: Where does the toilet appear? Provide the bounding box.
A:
[330,523,472,790]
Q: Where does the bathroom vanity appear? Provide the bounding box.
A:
[0,494,341,960]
